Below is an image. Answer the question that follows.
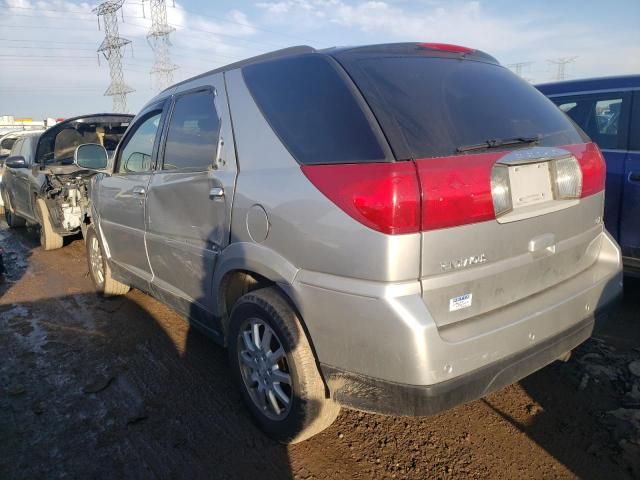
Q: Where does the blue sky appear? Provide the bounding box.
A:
[1,0,639,118]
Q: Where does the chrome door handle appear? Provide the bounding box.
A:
[209,187,225,199]
[132,186,146,196]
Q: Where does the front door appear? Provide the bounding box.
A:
[146,75,237,326]
[97,103,166,284]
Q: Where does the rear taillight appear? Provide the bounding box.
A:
[415,154,498,231]
[301,143,604,235]
[576,143,606,197]
[301,162,421,235]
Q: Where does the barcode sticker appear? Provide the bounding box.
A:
[449,293,472,312]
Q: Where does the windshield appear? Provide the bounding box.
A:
[37,116,132,165]
[335,56,585,159]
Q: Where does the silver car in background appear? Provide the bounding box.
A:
[79,43,623,443]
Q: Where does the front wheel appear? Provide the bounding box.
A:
[36,198,63,251]
[3,193,26,228]
[85,224,129,296]
[228,287,340,444]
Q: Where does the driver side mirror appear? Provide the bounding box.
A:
[5,156,27,169]
[74,143,108,170]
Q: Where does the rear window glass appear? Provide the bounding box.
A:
[336,56,584,159]
[243,54,387,165]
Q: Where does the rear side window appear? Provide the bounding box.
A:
[335,56,584,159]
[243,54,387,165]
[163,90,220,171]
[554,93,629,150]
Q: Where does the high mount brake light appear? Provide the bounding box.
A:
[417,43,475,53]
[302,143,603,235]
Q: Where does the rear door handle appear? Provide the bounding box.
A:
[629,172,640,182]
[132,186,146,196]
[209,187,225,199]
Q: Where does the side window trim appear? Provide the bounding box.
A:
[113,100,168,175]
[157,85,220,173]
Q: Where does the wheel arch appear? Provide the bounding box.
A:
[213,242,300,337]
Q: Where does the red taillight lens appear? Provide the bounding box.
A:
[301,162,421,235]
[564,143,606,198]
[417,42,474,53]
[416,153,499,231]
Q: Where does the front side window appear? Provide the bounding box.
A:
[555,93,627,150]
[118,112,162,174]
[9,138,24,158]
[162,90,221,171]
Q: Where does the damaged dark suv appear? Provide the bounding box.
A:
[1,114,132,249]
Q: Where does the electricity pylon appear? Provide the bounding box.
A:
[548,57,578,81]
[143,0,178,90]
[507,61,533,82]
[95,0,134,113]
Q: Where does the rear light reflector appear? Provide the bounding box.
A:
[301,162,421,235]
[551,156,582,199]
[491,165,512,215]
[415,153,498,231]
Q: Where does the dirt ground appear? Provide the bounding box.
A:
[1,220,639,480]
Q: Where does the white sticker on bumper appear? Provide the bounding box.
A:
[449,293,472,312]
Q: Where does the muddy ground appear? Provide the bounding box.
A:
[1,219,639,480]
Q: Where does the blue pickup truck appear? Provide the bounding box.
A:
[537,75,640,276]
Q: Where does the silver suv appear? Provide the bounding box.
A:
[80,43,623,443]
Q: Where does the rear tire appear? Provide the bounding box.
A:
[3,193,26,228]
[36,198,63,251]
[85,224,129,296]
[228,287,340,444]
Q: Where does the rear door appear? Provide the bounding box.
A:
[146,75,237,323]
[620,90,640,263]
[97,101,167,283]
[551,91,632,241]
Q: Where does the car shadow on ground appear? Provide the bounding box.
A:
[0,291,295,479]
[0,222,295,479]
[483,275,640,480]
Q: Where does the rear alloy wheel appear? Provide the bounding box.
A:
[3,192,26,228]
[36,198,63,251]
[85,224,129,296]
[229,287,340,444]
[238,318,294,421]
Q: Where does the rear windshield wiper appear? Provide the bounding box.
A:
[456,135,541,153]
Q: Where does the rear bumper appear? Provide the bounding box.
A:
[322,295,620,416]
[289,231,623,413]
